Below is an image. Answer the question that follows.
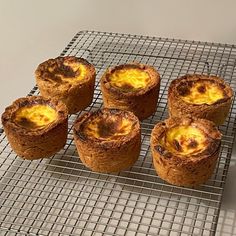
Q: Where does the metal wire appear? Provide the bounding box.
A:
[1,30,236,236]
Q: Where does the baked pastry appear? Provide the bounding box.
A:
[101,63,160,120]
[35,56,96,114]
[168,74,233,125]
[150,117,222,187]
[73,108,141,173]
[1,96,68,160]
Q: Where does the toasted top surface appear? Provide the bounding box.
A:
[162,125,206,156]
[36,56,91,85]
[1,96,68,136]
[74,109,140,144]
[178,80,225,105]
[109,67,151,92]
[83,115,133,141]
[151,117,222,160]
[13,104,58,130]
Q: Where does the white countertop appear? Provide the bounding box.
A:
[0,1,236,235]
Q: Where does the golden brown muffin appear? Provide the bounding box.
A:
[1,96,68,160]
[168,74,233,125]
[73,108,141,173]
[101,63,160,120]
[35,56,96,114]
[150,117,222,187]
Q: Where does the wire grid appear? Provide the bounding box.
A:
[0,31,236,236]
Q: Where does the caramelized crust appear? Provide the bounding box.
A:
[150,117,221,187]
[1,96,68,160]
[101,63,160,120]
[73,108,141,173]
[168,74,233,125]
[35,56,96,114]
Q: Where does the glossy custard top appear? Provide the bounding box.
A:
[109,68,151,92]
[179,80,225,105]
[14,105,58,130]
[162,125,207,156]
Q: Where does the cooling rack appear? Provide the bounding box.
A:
[0,30,236,236]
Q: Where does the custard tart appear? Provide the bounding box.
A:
[73,108,141,173]
[35,56,96,114]
[151,117,221,187]
[1,96,68,160]
[168,74,233,125]
[101,63,160,120]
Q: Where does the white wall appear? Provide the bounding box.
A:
[1,0,236,114]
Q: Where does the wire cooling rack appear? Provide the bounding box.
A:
[0,31,236,236]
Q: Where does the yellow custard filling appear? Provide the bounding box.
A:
[49,62,88,84]
[14,105,58,130]
[84,116,133,141]
[162,126,206,156]
[109,68,150,92]
[180,80,225,105]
